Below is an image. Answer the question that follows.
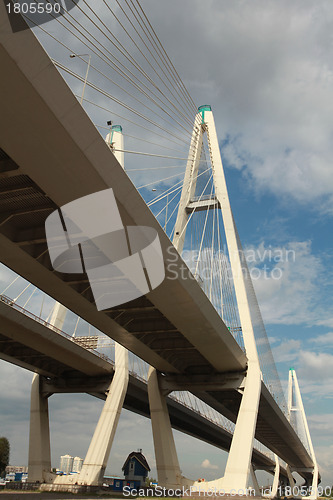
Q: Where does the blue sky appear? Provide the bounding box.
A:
[0,0,332,489]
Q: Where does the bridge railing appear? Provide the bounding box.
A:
[0,294,112,364]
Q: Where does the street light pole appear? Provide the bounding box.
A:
[69,53,91,104]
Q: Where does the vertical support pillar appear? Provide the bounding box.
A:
[287,369,319,499]
[150,113,200,488]
[222,363,261,491]
[249,465,260,496]
[308,465,319,500]
[106,124,124,168]
[270,454,280,498]
[28,374,51,482]
[147,367,182,488]
[28,301,66,483]
[77,344,129,486]
[286,465,296,490]
[49,302,67,331]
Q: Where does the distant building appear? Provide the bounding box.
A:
[5,472,15,482]
[5,466,28,474]
[72,456,83,473]
[5,471,28,482]
[59,454,74,475]
[74,336,98,350]
[122,450,150,487]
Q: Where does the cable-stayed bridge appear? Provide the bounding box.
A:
[0,292,289,482]
[0,1,318,496]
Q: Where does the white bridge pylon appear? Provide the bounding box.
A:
[28,126,129,487]
[149,105,262,493]
[148,105,319,497]
[288,369,319,499]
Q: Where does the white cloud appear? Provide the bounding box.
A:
[143,0,333,213]
[305,417,333,487]
[0,265,19,293]
[314,444,333,488]
[272,339,301,363]
[245,241,331,326]
[0,363,33,400]
[277,348,333,400]
[201,459,218,470]
[30,0,333,214]
[311,331,333,345]
[298,351,333,382]
[308,414,333,435]
[268,336,280,345]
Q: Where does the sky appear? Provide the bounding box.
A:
[143,0,333,484]
[1,0,333,489]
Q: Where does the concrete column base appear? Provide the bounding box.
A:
[173,364,262,495]
[148,367,192,489]
[28,374,52,483]
[76,344,129,486]
[249,465,260,496]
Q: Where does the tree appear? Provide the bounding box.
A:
[145,476,158,487]
[0,437,10,478]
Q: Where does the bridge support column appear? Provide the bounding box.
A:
[28,374,52,483]
[222,364,262,492]
[308,464,319,500]
[288,369,319,499]
[171,106,264,494]
[148,367,183,488]
[77,344,129,486]
[270,454,280,498]
[49,302,67,331]
[249,465,260,496]
[286,464,296,490]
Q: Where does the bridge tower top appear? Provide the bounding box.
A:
[173,106,260,366]
[105,124,124,168]
[198,104,212,123]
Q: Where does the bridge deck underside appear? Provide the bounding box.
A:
[0,303,285,477]
[0,299,112,378]
[0,18,247,378]
[0,165,244,377]
[0,18,313,481]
